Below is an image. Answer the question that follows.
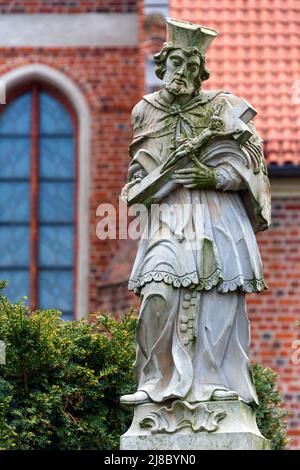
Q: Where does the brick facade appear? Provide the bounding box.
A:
[249,197,300,448]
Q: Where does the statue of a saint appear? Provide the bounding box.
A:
[120,18,271,410]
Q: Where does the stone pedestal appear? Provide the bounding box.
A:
[120,400,270,450]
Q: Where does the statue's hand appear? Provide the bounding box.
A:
[127,177,143,189]
[120,174,144,203]
[162,140,195,172]
[172,162,217,189]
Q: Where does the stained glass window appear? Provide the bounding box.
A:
[0,86,76,320]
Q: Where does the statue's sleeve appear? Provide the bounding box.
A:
[215,165,247,191]
[243,121,268,175]
[204,117,270,232]
[214,122,265,192]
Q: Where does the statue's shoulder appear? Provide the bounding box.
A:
[142,90,161,106]
[131,91,161,127]
[192,90,253,110]
[131,98,147,119]
[211,90,252,108]
[131,91,166,131]
[132,91,160,115]
[211,91,259,134]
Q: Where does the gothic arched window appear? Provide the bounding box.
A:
[0,84,77,320]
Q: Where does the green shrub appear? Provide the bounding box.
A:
[0,281,288,449]
[252,363,289,450]
[0,281,136,449]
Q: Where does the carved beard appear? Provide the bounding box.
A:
[163,76,196,96]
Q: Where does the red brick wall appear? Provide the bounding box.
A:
[0,1,137,13]
[249,196,300,449]
[97,281,137,318]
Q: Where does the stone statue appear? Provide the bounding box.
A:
[120,18,271,450]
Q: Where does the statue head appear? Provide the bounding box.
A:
[154,18,217,97]
[154,44,209,96]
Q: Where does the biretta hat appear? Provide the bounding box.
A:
[166,17,218,54]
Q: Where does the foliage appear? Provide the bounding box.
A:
[0,280,288,449]
[0,281,136,449]
[252,363,289,450]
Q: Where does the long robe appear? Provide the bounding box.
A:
[126,89,271,405]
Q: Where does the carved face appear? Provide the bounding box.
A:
[163,49,201,97]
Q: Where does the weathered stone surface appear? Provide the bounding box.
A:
[121,431,269,451]
[120,400,270,450]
